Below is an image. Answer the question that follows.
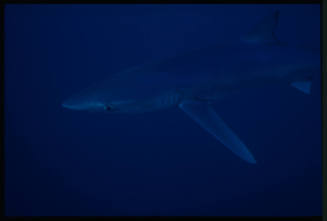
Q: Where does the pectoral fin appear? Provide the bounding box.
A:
[179,102,256,164]
[290,81,311,94]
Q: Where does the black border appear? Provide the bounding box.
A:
[322,0,326,221]
[1,0,4,219]
[0,0,323,4]
[1,0,324,220]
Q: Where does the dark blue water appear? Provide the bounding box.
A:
[5,4,321,216]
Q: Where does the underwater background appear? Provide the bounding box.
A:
[5,4,321,216]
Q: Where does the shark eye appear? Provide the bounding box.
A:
[105,105,112,111]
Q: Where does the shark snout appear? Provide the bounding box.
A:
[62,98,107,111]
[62,99,82,110]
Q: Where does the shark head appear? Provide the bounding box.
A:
[61,68,180,114]
[61,74,141,113]
[62,95,135,113]
[62,90,147,114]
[62,97,107,112]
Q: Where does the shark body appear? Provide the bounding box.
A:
[62,11,320,164]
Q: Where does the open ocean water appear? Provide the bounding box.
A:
[5,4,321,216]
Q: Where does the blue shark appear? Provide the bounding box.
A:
[62,11,320,164]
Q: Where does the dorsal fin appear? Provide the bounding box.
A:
[241,10,280,44]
